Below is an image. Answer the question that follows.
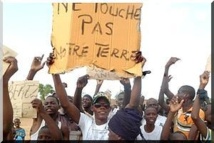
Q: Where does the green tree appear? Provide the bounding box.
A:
[38,83,54,101]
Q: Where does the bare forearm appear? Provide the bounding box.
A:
[40,112,63,140]
[73,88,84,112]
[3,81,13,139]
[127,77,141,108]
[158,88,169,113]
[52,74,69,107]
[94,85,101,96]
[26,69,37,80]
[52,74,80,123]
[161,111,174,140]
[122,86,131,108]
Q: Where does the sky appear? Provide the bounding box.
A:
[3,0,212,100]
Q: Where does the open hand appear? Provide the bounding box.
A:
[166,57,180,68]
[30,55,45,72]
[169,96,184,113]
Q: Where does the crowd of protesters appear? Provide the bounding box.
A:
[2,51,212,142]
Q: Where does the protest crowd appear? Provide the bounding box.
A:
[2,53,212,142]
[2,3,212,143]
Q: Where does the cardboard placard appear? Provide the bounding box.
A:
[87,65,134,80]
[2,45,17,77]
[9,80,39,118]
[50,3,143,77]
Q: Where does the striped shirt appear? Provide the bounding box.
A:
[173,107,205,139]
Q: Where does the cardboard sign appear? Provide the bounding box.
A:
[50,3,142,77]
[9,80,39,118]
[2,45,17,77]
[205,55,211,72]
[87,65,135,80]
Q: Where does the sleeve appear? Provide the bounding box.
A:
[199,109,205,120]
[78,112,92,131]
[200,127,211,142]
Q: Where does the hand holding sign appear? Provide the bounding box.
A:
[2,45,17,77]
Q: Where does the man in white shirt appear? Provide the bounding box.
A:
[141,98,166,127]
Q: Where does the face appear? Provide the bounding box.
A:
[14,119,20,128]
[44,97,60,115]
[92,98,111,120]
[144,107,158,125]
[146,99,159,111]
[116,93,124,108]
[37,128,52,140]
[82,96,92,108]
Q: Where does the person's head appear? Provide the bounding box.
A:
[108,108,142,140]
[82,94,92,108]
[177,85,195,104]
[146,98,159,112]
[92,92,111,121]
[169,131,187,140]
[115,92,124,108]
[144,106,158,125]
[44,95,60,115]
[37,126,52,140]
[13,118,21,128]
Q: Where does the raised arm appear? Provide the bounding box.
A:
[46,53,80,124]
[125,53,146,109]
[94,79,103,96]
[120,78,131,108]
[161,96,184,140]
[158,75,172,113]
[3,56,18,139]
[164,57,180,99]
[31,98,63,140]
[73,74,89,112]
[26,55,45,80]
[191,71,210,139]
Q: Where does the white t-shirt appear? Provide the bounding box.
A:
[30,120,62,140]
[78,113,109,140]
[141,114,166,127]
[108,107,119,119]
[137,125,162,140]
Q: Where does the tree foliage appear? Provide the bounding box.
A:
[38,83,54,101]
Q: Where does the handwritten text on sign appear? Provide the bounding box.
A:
[9,81,39,118]
[51,3,142,77]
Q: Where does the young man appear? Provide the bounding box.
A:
[31,98,63,141]
[137,106,162,140]
[30,96,69,140]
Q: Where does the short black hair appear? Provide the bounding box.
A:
[45,95,60,105]
[179,85,195,100]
